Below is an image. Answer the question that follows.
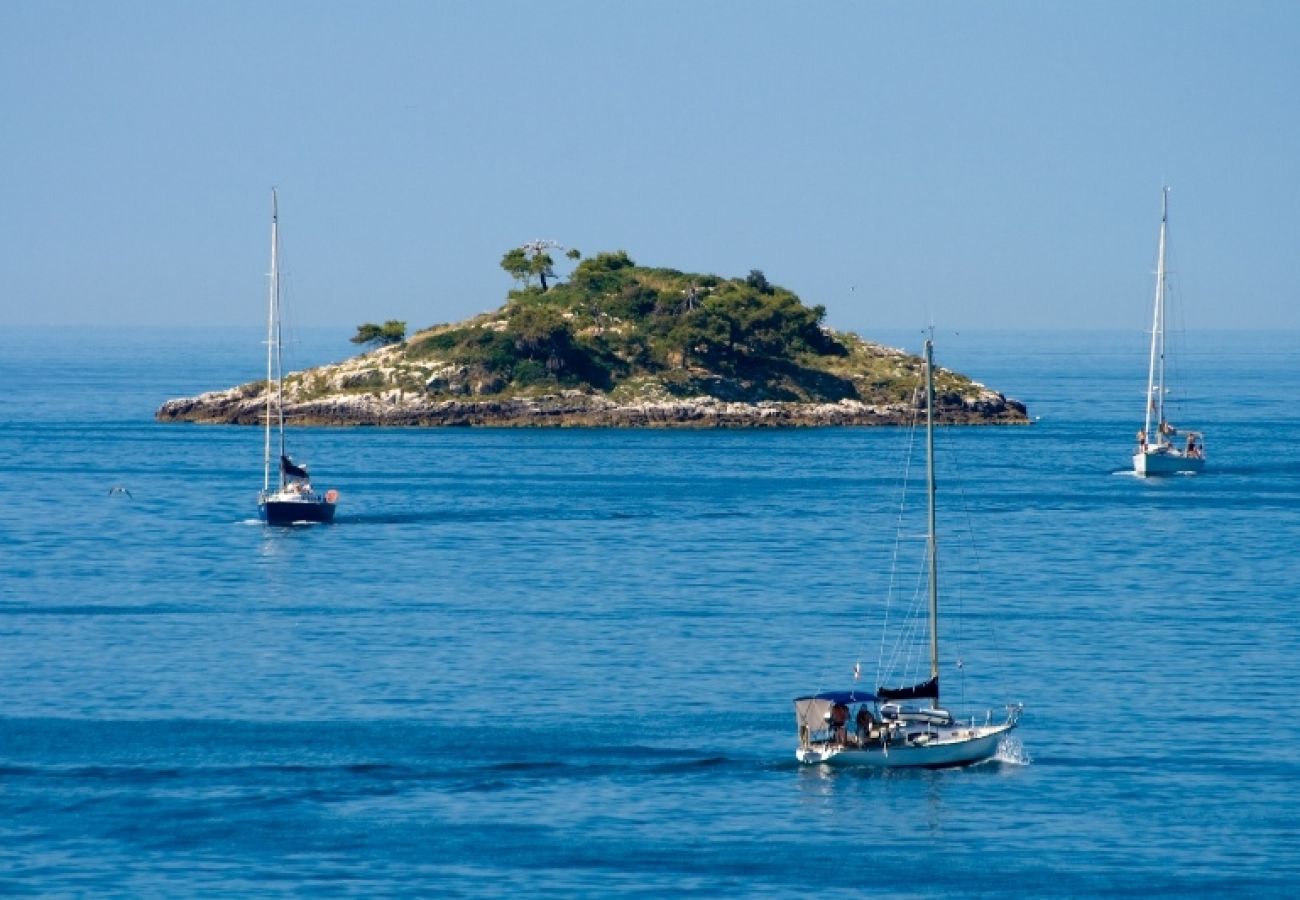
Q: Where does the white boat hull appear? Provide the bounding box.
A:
[1133,449,1204,476]
[795,722,1015,768]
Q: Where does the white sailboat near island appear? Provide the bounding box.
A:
[1133,187,1204,476]
[257,189,338,526]
[793,338,1021,768]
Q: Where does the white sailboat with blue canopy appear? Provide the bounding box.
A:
[793,338,1021,767]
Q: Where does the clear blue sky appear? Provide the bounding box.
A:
[2,1,1297,333]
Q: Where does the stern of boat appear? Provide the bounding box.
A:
[258,490,337,526]
[1134,449,1205,476]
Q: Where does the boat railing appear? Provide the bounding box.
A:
[262,488,326,503]
[880,703,952,725]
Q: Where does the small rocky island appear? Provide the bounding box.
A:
[157,251,1028,428]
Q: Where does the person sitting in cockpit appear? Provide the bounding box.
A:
[855,705,877,744]
[829,703,850,745]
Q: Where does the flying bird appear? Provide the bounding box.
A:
[107,485,133,499]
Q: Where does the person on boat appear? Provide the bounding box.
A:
[1186,434,1201,458]
[855,705,877,745]
[829,703,850,745]
[1150,422,1172,450]
[1136,429,1147,451]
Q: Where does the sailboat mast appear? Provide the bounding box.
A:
[263,190,277,493]
[272,193,287,486]
[924,338,940,692]
[1156,187,1169,430]
[1144,187,1169,438]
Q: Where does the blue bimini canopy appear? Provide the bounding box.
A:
[794,690,879,705]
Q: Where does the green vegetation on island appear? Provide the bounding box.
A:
[350,320,407,347]
[386,249,917,405]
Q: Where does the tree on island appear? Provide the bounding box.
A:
[508,304,572,373]
[501,240,573,290]
[529,252,556,290]
[746,269,774,294]
[500,247,531,285]
[350,320,407,346]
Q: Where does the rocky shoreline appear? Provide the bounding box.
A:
[155,386,1028,428]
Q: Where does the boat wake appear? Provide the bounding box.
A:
[993,736,1031,766]
[1112,468,1200,479]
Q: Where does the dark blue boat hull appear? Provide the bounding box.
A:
[259,499,336,526]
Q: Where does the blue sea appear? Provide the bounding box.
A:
[2,326,1298,895]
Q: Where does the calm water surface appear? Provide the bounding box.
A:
[1,327,1297,895]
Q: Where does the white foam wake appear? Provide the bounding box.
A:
[995,736,1031,766]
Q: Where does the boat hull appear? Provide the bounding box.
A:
[259,498,336,526]
[795,722,1014,768]
[1133,449,1204,476]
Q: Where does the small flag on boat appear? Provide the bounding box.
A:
[853,661,861,681]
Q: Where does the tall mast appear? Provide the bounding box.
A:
[924,338,940,695]
[263,190,277,493]
[1144,187,1169,439]
[272,191,286,483]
